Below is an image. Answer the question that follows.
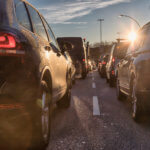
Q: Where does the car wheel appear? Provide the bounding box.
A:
[131,79,141,121]
[106,77,109,83]
[57,75,71,109]
[116,78,124,100]
[31,81,51,149]
[81,72,87,79]
[109,78,114,87]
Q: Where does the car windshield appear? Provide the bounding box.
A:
[0,0,150,150]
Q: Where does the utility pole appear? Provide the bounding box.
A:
[97,19,104,45]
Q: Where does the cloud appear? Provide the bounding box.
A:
[37,0,132,24]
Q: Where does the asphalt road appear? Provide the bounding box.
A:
[47,70,150,150]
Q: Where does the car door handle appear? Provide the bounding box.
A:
[45,46,51,51]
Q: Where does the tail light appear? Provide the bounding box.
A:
[112,70,115,75]
[83,59,85,62]
[112,57,115,63]
[102,61,106,65]
[0,34,16,49]
[0,32,25,56]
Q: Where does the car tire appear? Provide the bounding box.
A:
[131,78,141,122]
[106,77,109,83]
[31,81,51,150]
[116,78,124,101]
[109,79,114,87]
[57,75,71,109]
[81,72,87,79]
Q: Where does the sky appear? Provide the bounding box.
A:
[27,0,150,44]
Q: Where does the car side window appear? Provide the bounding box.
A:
[26,5,48,41]
[14,0,32,31]
[42,18,60,50]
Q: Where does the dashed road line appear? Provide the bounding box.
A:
[93,96,100,115]
[92,82,96,88]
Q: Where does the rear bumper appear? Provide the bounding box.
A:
[0,56,39,103]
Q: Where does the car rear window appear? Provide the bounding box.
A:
[57,38,85,61]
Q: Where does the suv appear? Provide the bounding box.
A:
[0,0,71,149]
[116,22,150,121]
[57,37,88,79]
[106,41,129,86]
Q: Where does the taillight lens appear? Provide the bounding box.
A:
[83,59,85,62]
[112,57,115,63]
[0,33,16,49]
[102,61,106,65]
[112,70,115,75]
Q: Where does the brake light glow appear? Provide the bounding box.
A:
[112,57,115,63]
[0,36,6,42]
[0,34,16,49]
[83,59,85,61]
[102,62,106,65]
[112,70,115,75]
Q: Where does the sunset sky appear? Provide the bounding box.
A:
[27,0,150,44]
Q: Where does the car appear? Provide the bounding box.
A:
[98,54,109,78]
[57,40,76,85]
[106,41,129,87]
[0,0,72,149]
[116,22,150,121]
[98,54,104,73]
[57,37,88,79]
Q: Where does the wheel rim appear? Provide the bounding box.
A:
[41,92,50,142]
[132,82,137,118]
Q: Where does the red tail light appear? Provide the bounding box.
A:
[112,57,115,63]
[0,33,16,49]
[112,70,115,75]
[102,61,106,65]
[83,59,85,62]
[0,32,25,56]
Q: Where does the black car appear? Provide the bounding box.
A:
[106,41,129,86]
[0,0,71,149]
[116,22,150,121]
[98,54,109,78]
[57,37,88,79]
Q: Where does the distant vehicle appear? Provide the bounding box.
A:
[0,0,72,149]
[116,22,150,121]
[57,37,88,79]
[98,54,109,78]
[106,42,129,87]
[58,43,76,84]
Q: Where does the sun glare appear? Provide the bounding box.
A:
[128,31,137,42]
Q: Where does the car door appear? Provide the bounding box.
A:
[120,38,142,92]
[42,18,68,97]
[26,4,61,99]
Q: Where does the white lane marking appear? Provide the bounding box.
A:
[93,96,100,115]
[92,82,96,88]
